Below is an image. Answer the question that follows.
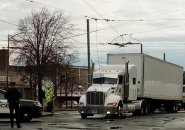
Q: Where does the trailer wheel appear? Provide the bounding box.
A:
[172,102,176,113]
[144,102,149,115]
[173,101,178,113]
[175,101,179,112]
[165,101,177,113]
[150,105,156,114]
[81,113,87,119]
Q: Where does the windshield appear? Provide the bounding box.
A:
[93,77,117,84]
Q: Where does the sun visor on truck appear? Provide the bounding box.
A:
[93,73,118,79]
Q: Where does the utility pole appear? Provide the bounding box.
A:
[140,44,143,54]
[87,19,91,87]
[163,53,166,61]
[91,61,95,85]
[6,35,10,90]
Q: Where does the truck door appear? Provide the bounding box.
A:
[118,75,129,101]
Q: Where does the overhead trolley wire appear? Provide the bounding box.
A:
[81,0,121,36]
[26,0,185,37]
[0,19,19,27]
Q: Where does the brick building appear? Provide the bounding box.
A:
[0,49,91,108]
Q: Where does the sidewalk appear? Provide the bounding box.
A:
[42,111,54,117]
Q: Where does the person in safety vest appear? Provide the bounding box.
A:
[44,87,54,112]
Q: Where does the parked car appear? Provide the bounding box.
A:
[62,101,78,108]
[0,89,42,122]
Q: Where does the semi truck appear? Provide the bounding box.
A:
[78,53,183,118]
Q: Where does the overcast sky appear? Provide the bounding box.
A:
[1,0,185,68]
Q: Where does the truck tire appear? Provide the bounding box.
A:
[172,101,176,113]
[133,101,144,116]
[175,101,179,112]
[165,101,177,113]
[81,113,87,119]
[21,112,32,122]
[173,101,178,113]
[117,102,123,118]
[140,102,145,115]
[144,101,149,115]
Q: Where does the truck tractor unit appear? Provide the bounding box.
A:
[78,53,183,119]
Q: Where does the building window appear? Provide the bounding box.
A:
[133,78,136,85]
[183,86,185,92]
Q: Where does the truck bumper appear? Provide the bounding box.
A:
[78,106,117,115]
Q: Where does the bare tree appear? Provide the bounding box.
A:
[11,8,78,105]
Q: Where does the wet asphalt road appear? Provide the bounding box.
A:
[1,111,185,130]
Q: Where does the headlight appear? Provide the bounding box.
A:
[107,103,117,107]
[78,102,85,106]
[33,101,42,107]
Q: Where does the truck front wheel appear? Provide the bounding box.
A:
[117,102,123,118]
[21,112,32,122]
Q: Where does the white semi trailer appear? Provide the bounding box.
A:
[78,53,183,118]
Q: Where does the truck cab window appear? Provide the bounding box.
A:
[133,78,136,85]
[183,86,185,92]
[93,77,117,84]
[118,75,123,84]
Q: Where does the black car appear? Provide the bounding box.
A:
[0,89,42,122]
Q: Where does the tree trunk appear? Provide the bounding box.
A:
[38,73,43,105]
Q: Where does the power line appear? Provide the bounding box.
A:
[0,19,19,27]
[0,0,184,43]
[25,0,185,38]
[81,0,121,35]
[133,24,185,35]
[26,0,185,22]
[26,0,85,17]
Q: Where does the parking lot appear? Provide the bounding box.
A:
[1,110,185,130]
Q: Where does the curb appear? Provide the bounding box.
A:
[41,109,78,117]
[42,112,53,117]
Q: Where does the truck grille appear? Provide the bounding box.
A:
[86,92,104,105]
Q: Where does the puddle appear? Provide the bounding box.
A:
[48,123,57,126]
[108,126,122,129]
[58,126,88,129]
[152,128,161,130]
[85,123,94,126]
[105,119,115,122]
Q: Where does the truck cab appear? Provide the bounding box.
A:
[78,64,138,118]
